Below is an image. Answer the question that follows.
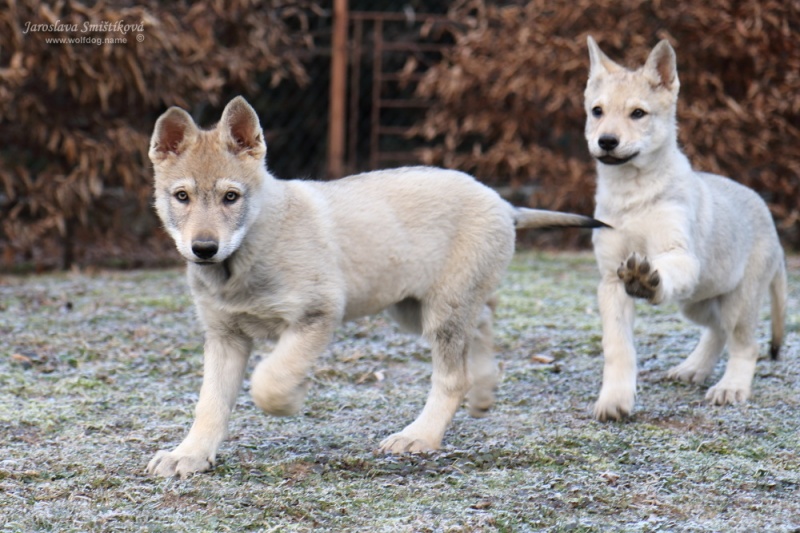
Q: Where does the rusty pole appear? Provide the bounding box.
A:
[327,0,348,178]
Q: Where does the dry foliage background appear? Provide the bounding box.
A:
[0,0,320,270]
[412,0,800,247]
[1,1,798,270]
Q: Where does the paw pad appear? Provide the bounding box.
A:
[617,252,660,301]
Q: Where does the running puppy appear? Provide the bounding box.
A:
[145,96,603,477]
[585,36,787,421]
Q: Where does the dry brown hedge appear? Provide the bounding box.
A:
[2,2,798,271]
[412,0,800,248]
[0,0,319,270]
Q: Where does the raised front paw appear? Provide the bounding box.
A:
[146,449,214,478]
[250,358,311,417]
[617,252,661,303]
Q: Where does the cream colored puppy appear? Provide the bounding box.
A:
[585,36,787,420]
[145,96,603,477]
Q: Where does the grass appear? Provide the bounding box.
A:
[1,251,798,532]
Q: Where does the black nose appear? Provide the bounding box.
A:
[598,135,619,151]
[191,240,218,260]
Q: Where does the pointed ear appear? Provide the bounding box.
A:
[149,107,198,163]
[644,40,679,92]
[587,36,622,78]
[219,96,266,159]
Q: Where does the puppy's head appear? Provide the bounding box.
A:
[584,36,680,168]
[149,97,268,264]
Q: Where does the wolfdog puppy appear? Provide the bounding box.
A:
[145,96,604,477]
[585,36,786,420]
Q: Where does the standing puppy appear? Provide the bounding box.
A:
[585,36,787,421]
[145,96,603,477]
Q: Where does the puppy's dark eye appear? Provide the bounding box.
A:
[630,108,647,119]
[224,191,239,204]
[174,191,189,203]
[592,106,603,118]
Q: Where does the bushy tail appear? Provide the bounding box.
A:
[769,258,788,360]
[513,208,609,230]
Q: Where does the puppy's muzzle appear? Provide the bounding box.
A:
[191,239,219,261]
[598,135,619,151]
[596,134,638,165]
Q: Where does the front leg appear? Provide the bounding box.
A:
[594,279,638,421]
[250,315,336,417]
[147,332,252,478]
[618,247,700,305]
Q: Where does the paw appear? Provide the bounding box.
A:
[593,386,635,421]
[667,360,712,384]
[617,252,661,303]
[146,449,214,478]
[251,378,309,417]
[706,382,751,405]
[466,388,495,418]
[379,432,440,454]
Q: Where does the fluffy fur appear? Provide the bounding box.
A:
[145,96,603,477]
[585,36,787,421]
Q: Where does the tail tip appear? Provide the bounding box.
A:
[769,341,781,360]
[592,219,612,229]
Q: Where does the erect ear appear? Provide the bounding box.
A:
[644,40,679,93]
[149,107,198,163]
[587,36,623,78]
[219,96,266,159]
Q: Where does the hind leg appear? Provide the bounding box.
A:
[386,297,423,335]
[465,302,499,418]
[388,297,499,419]
[380,301,475,453]
[705,278,769,405]
[706,307,760,405]
[668,299,726,384]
